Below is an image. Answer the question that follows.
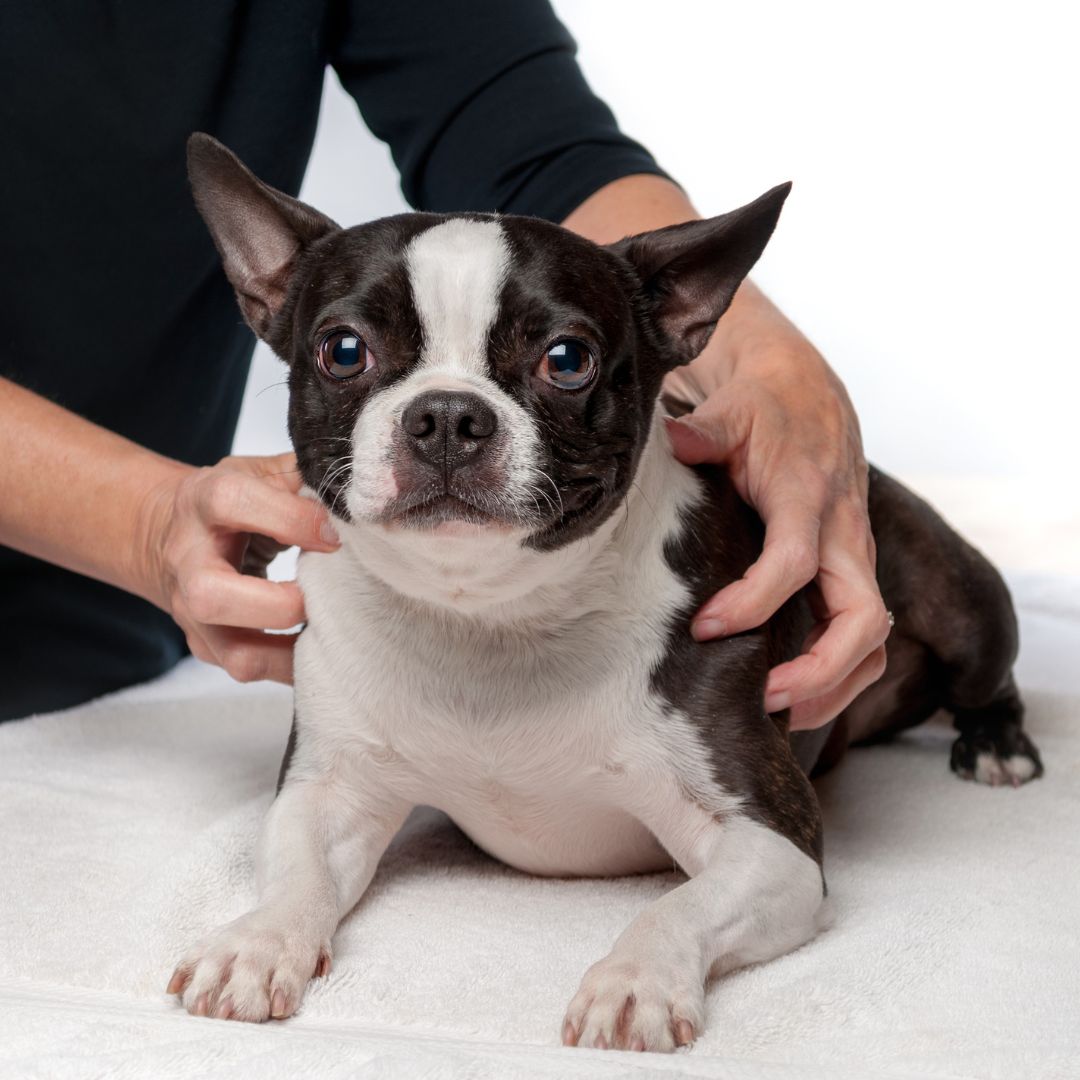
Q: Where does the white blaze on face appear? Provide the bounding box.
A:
[345,217,543,527]
[406,218,510,375]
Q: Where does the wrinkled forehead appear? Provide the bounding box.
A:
[301,214,628,377]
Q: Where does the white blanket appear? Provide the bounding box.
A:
[2,478,1078,1080]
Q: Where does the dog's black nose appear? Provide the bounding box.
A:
[400,389,498,471]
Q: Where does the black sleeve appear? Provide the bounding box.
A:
[329,0,670,221]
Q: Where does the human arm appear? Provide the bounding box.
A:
[563,176,891,731]
[0,377,339,685]
[329,0,667,218]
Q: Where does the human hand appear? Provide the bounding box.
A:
[139,452,339,685]
[664,348,891,731]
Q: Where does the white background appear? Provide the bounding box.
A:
[234,0,1079,528]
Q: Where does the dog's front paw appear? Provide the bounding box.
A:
[562,951,704,1053]
[167,910,331,1022]
[951,727,1043,787]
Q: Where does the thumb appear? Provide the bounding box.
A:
[250,451,303,491]
[663,413,737,466]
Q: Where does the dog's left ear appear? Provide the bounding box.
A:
[187,133,339,340]
[609,182,791,364]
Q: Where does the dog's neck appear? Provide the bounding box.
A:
[333,410,699,627]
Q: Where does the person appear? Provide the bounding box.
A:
[0,1,890,724]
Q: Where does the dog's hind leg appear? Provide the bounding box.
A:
[850,466,1043,786]
[949,673,1042,786]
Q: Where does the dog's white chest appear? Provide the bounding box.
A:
[294,578,686,875]
[292,426,720,876]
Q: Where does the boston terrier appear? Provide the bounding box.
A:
[169,134,1042,1051]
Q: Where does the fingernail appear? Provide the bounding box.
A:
[320,520,340,546]
[691,617,725,641]
[765,691,791,713]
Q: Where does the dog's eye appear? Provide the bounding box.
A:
[318,330,375,380]
[536,339,596,390]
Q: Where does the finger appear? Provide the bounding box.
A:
[180,563,306,630]
[197,471,339,551]
[246,451,304,493]
[198,625,299,685]
[664,414,740,466]
[184,624,218,667]
[691,502,822,639]
[764,584,891,710]
[787,645,888,731]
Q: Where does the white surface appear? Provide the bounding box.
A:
[1,566,1078,1080]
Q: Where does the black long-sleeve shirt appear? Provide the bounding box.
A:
[0,0,665,720]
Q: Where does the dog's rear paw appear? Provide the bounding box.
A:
[951,727,1043,787]
[167,910,331,1022]
[562,952,704,1053]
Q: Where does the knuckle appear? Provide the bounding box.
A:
[222,644,265,684]
[162,536,186,574]
[859,598,892,643]
[800,466,831,505]
[205,472,248,522]
[183,575,220,623]
[782,541,819,584]
[186,635,212,664]
[842,504,873,544]
[869,644,888,679]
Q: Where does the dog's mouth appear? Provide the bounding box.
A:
[390,493,495,528]
[375,484,520,533]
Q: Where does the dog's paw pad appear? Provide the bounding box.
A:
[563,954,703,1053]
[951,729,1043,787]
[167,912,331,1023]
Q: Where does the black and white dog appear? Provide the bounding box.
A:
[170,134,1042,1051]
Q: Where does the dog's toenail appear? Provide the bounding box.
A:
[629,1036,645,1051]
[675,1019,695,1045]
[271,988,286,1018]
[594,1034,608,1049]
[562,1020,578,1046]
[194,993,209,1017]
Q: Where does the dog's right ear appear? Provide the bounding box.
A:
[187,133,338,339]
[608,182,791,366]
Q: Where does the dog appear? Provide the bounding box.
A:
[168,133,1042,1051]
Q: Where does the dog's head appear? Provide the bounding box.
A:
[188,134,788,554]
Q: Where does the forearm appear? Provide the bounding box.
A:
[562,174,821,403]
[0,376,189,604]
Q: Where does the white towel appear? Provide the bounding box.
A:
[3,467,1079,1079]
